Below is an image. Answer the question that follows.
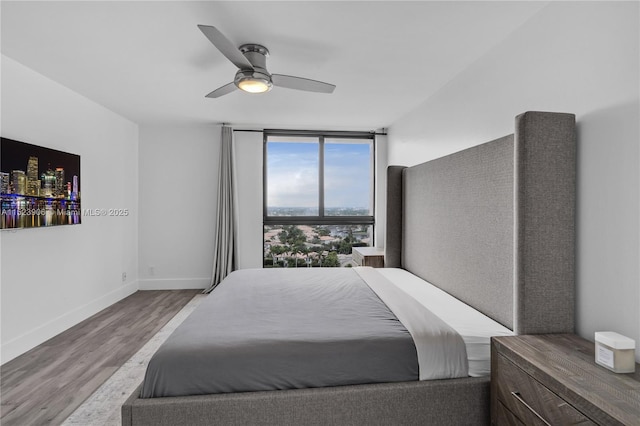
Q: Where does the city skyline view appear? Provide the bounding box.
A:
[266,206,370,216]
[1,137,81,229]
[1,137,81,192]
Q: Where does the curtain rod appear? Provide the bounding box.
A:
[232,129,388,136]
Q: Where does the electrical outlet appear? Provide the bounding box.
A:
[149,265,155,275]
[122,272,127,282]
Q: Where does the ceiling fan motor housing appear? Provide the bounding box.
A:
[234,44,273,92]
[239,44,270,69]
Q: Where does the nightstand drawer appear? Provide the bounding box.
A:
[496,401,525,426]
[495,353,595,425]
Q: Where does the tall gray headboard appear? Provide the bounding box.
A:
[385,111,576,335]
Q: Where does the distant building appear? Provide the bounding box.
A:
[12,170,27,195]
[55,168,65,197]
[72,175,79,200]
[1,172,9,194]
[27,156,39,196]
[41,168,56,198]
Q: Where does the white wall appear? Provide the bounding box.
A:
[387,2,639,359]
[1,55,139,363]
[137,125,220,289]
[374,133,388,249]
[137,126,265,277]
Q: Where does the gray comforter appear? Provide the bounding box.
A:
[140,268,419,398]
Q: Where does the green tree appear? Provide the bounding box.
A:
[323,251,340,267]
[310,247,324,267]
[295,244,310,267]
[338,229,355,254]
[277,226,307,267]
[278,225,306,249]
[268,245,287,267]
[316,227,330,237]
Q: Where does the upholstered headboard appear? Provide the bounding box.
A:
[386,111,576,335]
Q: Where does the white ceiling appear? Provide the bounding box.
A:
[1,1,548,130]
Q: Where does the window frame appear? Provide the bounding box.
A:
[263,130,375,229]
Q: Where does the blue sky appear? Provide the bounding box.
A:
[267,141,372,209]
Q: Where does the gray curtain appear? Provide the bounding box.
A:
[205,125,236,293]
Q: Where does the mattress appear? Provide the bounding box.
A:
[140,267,468,398]
[376,268,514,376]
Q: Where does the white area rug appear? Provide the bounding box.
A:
[62,294,205,426]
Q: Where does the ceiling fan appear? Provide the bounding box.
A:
[198,25,336,98]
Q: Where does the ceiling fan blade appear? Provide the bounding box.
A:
[272,74,336,94]
[198,25,254,71]
[206,82,237,98]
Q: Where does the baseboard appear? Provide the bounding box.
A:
[1,281,138,364]
[138,278,209,290]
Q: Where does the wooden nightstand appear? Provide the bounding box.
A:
[351,247,384,268]
[491,334,640,425]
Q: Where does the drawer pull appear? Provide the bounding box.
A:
[510,391,552,426]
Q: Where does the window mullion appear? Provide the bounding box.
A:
[262,133,268,219]
[319,136,324,218]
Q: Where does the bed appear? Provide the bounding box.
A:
[122,111,576,425]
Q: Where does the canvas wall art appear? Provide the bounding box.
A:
[1,137,81,229]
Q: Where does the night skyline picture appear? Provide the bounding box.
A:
[1,137,81,229]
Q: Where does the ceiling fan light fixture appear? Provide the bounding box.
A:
[234,69,273,94]
[236,77,272,94]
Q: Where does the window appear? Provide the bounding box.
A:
[263,131,374,267]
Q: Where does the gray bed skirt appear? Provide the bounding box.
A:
[123,376,490,426]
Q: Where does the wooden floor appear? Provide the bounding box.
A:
[0,289,199,426]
